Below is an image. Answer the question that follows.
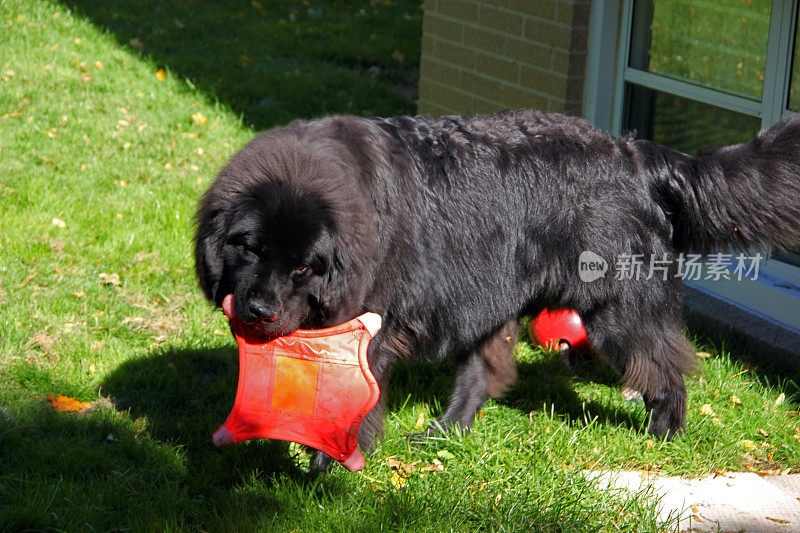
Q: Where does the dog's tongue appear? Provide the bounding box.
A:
[221,294,236,321]
[212,426,235,448]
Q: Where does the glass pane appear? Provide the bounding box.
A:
[629,0,771,100]
[790,9,800,111]
[623,83,762,155]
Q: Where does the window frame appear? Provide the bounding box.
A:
[585,0,799,131]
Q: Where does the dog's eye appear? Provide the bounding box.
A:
[228,235,259,258]
[236,244,258,259]
[292,265,310,276]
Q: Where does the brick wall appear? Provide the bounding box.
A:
[417,0,591,117]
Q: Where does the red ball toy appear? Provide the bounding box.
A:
[529,308,591,353]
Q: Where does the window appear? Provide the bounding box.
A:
[783,5,800,264]
[612,0,799,261]
[584,0,800,332]
[791,8,800,111]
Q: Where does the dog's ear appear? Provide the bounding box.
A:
[318,245,369,323]
[194,205,228,305]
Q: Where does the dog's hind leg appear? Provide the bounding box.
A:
[480,320,520,399]
[583,307,695,440]
[420,319,519,436]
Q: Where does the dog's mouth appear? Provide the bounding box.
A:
[248,313,304,338]
[244,316,293,337]
[223,294,305,337]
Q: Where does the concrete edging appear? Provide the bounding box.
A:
[683,285,800,373]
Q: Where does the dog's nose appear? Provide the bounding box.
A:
[248,300,277,322]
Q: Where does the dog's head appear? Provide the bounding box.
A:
[195,132,376,336]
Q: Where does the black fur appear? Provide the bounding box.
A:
[195,110,800,467]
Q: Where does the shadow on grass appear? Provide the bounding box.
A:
[688,328,800,397]
[58,0,422,130]
[499,351,645,433]
[97,344,305,481]
[387,344,644,435]
[0,343,614,530]
[0,345,309,530]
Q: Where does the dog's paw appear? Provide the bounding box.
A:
[405,426,439,441]
[645,387,686,441]
[406,419,469,441]
[309,451,336,476]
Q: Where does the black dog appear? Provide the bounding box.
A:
[195,110,800,470]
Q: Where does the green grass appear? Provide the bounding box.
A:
[1,0,800,530]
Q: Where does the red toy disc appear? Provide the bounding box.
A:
[212,295,382,472]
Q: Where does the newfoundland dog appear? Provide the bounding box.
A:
[195,110,800,471]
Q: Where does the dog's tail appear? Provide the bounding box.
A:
[638,114,800,254]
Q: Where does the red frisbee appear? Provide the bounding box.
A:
[212,295,382,472]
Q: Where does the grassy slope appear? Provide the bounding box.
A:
[1,0,799,531]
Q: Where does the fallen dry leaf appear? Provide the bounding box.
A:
[98,272,121,286]
[741,439,757,450]
[421,459,444,472]
[390,471,407,489]
[765,517,790,524]
[386,455,443,480]
[775,393,786,406]
[699,403,716,416]
[46,393,92,413]
[30,332,56,352]
[413,412,425,430]
[190,112,207,125]
[731,394,742,405]
[757,427,770,438]
[695,351,712,359]
[387,456,419,473]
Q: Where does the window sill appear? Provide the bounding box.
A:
[683,259,800,370]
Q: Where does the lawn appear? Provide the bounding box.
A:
[1,0,799,531]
